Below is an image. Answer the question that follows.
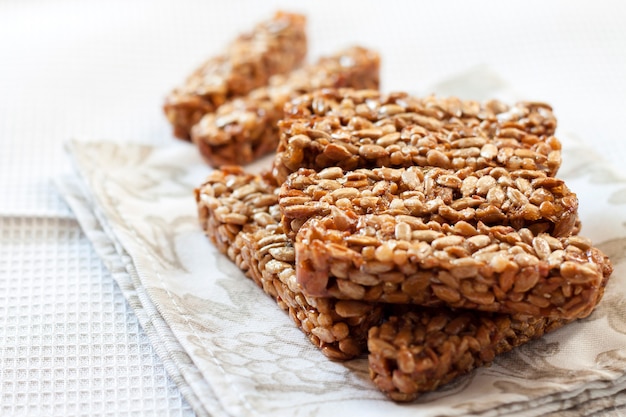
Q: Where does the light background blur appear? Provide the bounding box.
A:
[1,1,625,416]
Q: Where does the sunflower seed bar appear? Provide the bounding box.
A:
[295,214,612,319]
[271,89,561,184]
[164,11,307,140]
[195,166,383,360]
[279,166,579,239]
[191,47,381,167]
[368,307,572,401]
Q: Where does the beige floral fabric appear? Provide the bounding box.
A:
[57,72,626,417]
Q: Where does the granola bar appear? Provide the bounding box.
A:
[294,213,612,319]
[368,307,572,401]
[164,11,307,140]
[191,47,381,167]
[271,89,561,184]
[195,166,383,360]
[279,166,579,239]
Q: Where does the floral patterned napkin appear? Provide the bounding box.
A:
[57,69,626,417]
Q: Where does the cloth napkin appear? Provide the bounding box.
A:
[56,69,626,417]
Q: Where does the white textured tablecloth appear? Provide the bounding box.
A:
[2,1,626,416]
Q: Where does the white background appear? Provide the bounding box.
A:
[1,1,625,416]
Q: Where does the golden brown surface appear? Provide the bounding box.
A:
[272,89,560,184]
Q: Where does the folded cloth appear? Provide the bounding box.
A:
[56,69,626,417]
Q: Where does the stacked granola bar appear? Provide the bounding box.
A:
[178,12,613,404]
[195,90,612,401]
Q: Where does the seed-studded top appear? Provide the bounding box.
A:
[295,215,612,319]
[279,166,579,239]
[272,89,561,184]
